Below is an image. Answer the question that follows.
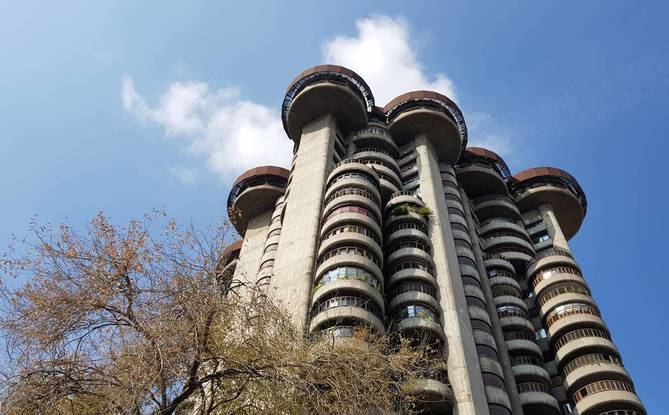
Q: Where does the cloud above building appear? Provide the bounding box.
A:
[121,15,513,181]
[322,15,457,106]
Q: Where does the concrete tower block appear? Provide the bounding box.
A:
[269,114,336,329]
[414,134,490,415]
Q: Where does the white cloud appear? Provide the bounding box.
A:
[122,15,515,181]
[323,15,457,106]
[170,166,197,185]
[322,15,515,158]
[121,77,292,180]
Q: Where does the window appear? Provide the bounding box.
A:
[535,328,548,340]
[532,230,551,244]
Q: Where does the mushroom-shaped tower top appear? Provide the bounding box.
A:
[227,166,290,236]
[281,65,375,144]
[511,167,587,240]
[384,91,467,163]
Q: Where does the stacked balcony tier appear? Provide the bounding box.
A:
[310,162,385,336]
[442,167,514,415]
[528,249,645,415]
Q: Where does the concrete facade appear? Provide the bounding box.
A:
[221,65,645,415]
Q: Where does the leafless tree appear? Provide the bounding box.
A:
[0,211,431,415]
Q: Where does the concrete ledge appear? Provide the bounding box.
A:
[485,385,512,409]
[479,356,504,378]
[387,247,433,267]
[506,339,542,358]
[556,336,619,365]
[533,271,586,298]
[484,235,535,254]
[311,279,384,313]
[319,212,382,241]
[499,316,535,332]
[564,363,630,394]
[527,254,580,279]
[315,254,383,286]
[512,364,551,383]
[387,268,437,289]
[389,291,439,313]
[480,220,529,237]
[385,228,430,248]
[323,194,382,223]
[325,176,381,204]
[402,378,454,412]
[519,391,561,415]
[468,306,492,326]
[548,314,607,339]
[384,211,427,229]
[318,232,383,264]
[484,257,515,273]
[575,389,645,415]
[540,292,596,317]
[474,197,522,221]
[309,305,384,334]
[494,295,528,311]
[397,317,446,343]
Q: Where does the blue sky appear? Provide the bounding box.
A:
[1,1,666,410]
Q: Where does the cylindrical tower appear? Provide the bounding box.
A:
[514,168,645,415]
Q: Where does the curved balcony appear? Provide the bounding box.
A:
[485,234,535,254]
[513,364,551,384]
[517,382,561,415]
[479,356,505,379]
[474,195,522,221]
[452,229,472,246]
[563,353,629,393]
[546,305,606,338]
[457,147,510,197]
[484,255,516,274]
[474,330,498,351]
[540,291,596,318]
[324,176,381,205]
[315,253,383,288]
[352,147,400,170]
[390,292,440,319]
[311,278,384,314]
[387,266,436,289]
[490,276,522,298]
[385,210,428,231]
[512,167,587,240]
[361,162,403,190]
[464,284,486,304]
[385,226,430,248]
[554,329,618,364]
[387,246,433,268]
[468,305,492,326]
[402,378,454,413]
[386,191,425,210]
[485,386,512,412]
[480,219,529,238]
[527,247,578,275]
[227,166,289,236]
[320,212,382,245]
[486,247,534,269]
[532,266,585,297]
[327,161,380,188]
[500,317,535,336]
[323,198,381,226]
[282,65,374,143]
[350,125,399,156]
[384,90,467,163]
[506,339,543,359]
[396,316,446,344]
[494,295,528,312]
[572,380,644,415]
[309,304,385,335]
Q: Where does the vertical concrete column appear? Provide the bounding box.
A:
[269,114,336,329]
[461,192,525,415]
[414,135,489,415]
[232,210,273,286]
[538,203,571,252]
